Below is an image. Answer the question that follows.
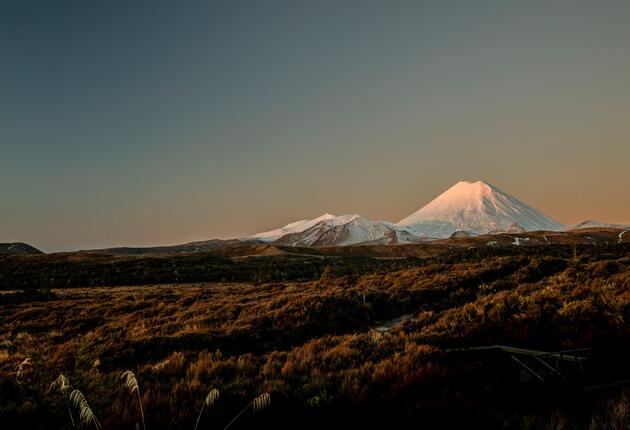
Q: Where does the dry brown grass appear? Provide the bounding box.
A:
[0,247,629,429]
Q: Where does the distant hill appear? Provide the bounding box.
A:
[0,242,43,254]
[2,227,629,290]
[87,238,264,255]
[12,226,623,262]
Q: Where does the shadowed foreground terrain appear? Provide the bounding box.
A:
[1,241,629,429]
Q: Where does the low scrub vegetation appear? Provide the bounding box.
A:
[0,246,629,428]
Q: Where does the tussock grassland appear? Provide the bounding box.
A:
[0,246,629,428]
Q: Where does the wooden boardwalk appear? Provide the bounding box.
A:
[445,345,592,382]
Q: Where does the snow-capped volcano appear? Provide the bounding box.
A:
[249,180,566,245]
[397,180,564,238]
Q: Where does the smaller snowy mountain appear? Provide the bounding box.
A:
[0,242,43,254]
[274,216,418,247]
[250,213,351,242]
[567,220,630,230]
[397,180,564,238]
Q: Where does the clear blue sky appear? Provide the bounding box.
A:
[2,0,630,251]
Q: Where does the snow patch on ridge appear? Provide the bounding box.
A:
[250,213,338,242]
[568,220,630,230]
[274,215,400,246]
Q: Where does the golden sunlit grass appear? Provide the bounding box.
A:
[0,246,629,428]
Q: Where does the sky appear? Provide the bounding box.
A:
[2,0,630,252]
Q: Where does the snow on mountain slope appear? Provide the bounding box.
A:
[274,216,413,246]
[250,213,340,242]
[398,181,564,238]
[252,180,566,245]
[567,220,630,230]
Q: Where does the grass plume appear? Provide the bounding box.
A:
[49,374,75,428]
[223,392,270,430]
[69,389,101,430]
[121,370,146,430]
[49,373,70,392]
[15,357,32,382]
[194,388,220,430]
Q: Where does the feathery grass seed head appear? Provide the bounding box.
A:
[15,357,32,381]
[205,388,220,407]
[121,370,146,430]
[252,392,271,413]
[49,374,71,393]
[70,389,101,429]
[121,370,139,394]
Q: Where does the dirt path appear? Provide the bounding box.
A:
[374,313,414,331]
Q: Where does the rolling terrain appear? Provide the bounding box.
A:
[1,228,628,291]
[1,241,629,429]
[1,181,628,429]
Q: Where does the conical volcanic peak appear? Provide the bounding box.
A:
[397,180,564,237]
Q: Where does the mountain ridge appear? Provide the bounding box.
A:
[252,180,566,246]
[274,216,416,247]
[567,220,630,230]
[13,181,625,253]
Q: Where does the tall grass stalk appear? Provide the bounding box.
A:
[194,388,220,430]
[49,374,75,428]
[223,392,270,430]
[121,370,146,430]
[69,389,101,430]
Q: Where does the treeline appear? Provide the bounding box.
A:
[0,252,423,290]
[3,243,629,291]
